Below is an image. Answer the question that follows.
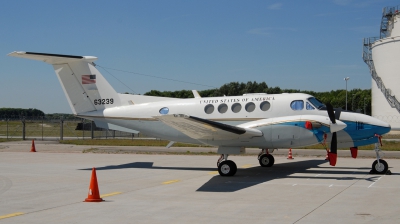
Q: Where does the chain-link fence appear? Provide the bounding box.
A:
[0,116,136,140]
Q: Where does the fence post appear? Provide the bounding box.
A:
[91,121,94,139]
[6,119,9,140]
[113,130,115,139]
[82,119,85,140]
[42,116,44,141]
[60,116,64,140]
[22,117,26,140]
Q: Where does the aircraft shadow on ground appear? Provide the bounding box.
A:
[79,159,378,192]
[79,162,215,172]
[196,160,372,192]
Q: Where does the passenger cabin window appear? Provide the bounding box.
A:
[218,104,228,113]
[231,103,242,113]
[306,102,315,110]
[204,104,214,114]
[260,101,271,111]
[245,102,255,112]
[291,100,304,110]
[159,107,169,114]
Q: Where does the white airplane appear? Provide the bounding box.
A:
[8,51,392,176]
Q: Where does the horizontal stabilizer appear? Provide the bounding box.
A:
[8,51,97,64]
[94,120,139,134]
[155,114,263,140]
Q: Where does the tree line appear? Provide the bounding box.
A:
[144,81,372,115]
[0,108,45,118]
[0,108,76,119]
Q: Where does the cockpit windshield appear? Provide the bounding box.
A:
[308,97,326,110]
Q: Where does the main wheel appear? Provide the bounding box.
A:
[218,160,237,176]
[372,159,388,174]
[259,154,275,167]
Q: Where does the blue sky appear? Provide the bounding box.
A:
[1,0,398,113]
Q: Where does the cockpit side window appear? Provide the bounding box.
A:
[290,100,304,110]
[306,102,315,110]
[308,97,325,110]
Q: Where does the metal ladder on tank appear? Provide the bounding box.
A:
[362,37,400,114]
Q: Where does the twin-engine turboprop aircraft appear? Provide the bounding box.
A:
[8,51,392,176]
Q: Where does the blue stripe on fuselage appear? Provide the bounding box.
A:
[273,120,390,147]
[341,120,390,141]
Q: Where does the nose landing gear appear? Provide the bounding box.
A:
[370,138,391,175]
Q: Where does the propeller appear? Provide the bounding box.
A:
[326,103,338,166]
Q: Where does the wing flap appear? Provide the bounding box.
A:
[155,114,263,140]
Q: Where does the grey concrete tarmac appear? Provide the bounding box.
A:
[1,142,400,223]
[2,140,400,158]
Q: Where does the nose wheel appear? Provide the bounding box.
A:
[371,159,388,174]
[369,141,391,175]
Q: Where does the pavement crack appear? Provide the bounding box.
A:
[293,174,368,223]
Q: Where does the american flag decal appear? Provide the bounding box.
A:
[82,75,96,84]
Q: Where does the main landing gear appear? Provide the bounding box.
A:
[217,154,237,176]
[217,149,276,176]
[258,148,275,167]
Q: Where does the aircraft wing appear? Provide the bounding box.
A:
[154,114,263,140]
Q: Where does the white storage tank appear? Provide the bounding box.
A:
[363,5,400,130]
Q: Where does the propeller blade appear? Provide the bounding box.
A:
[328,132,337,166]
[334,108,342,120]
[326,103,336,124]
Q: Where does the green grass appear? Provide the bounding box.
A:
[60,139,209,147]
[0,120,94,137]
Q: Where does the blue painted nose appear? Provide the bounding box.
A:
[376,124,391,136]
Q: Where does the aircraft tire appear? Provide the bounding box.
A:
[259,154,275,167]
[372,159,388,174]
[218,160,237,176]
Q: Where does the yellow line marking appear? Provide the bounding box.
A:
[100,192,122,198]
[241,164,253,168]
[208,171,219,175]
[0,212,24,220]
[162,179,180,185]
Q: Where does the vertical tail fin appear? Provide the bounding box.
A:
[8,52,121,114]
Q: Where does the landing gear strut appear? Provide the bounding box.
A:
[258,148,275,167]
[217,154,237,176]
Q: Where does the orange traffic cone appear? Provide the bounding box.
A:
[30,140,36,152]
[287,148,294,159]
[84,167,103,202]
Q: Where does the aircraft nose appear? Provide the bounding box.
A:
[371,118,391,135]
